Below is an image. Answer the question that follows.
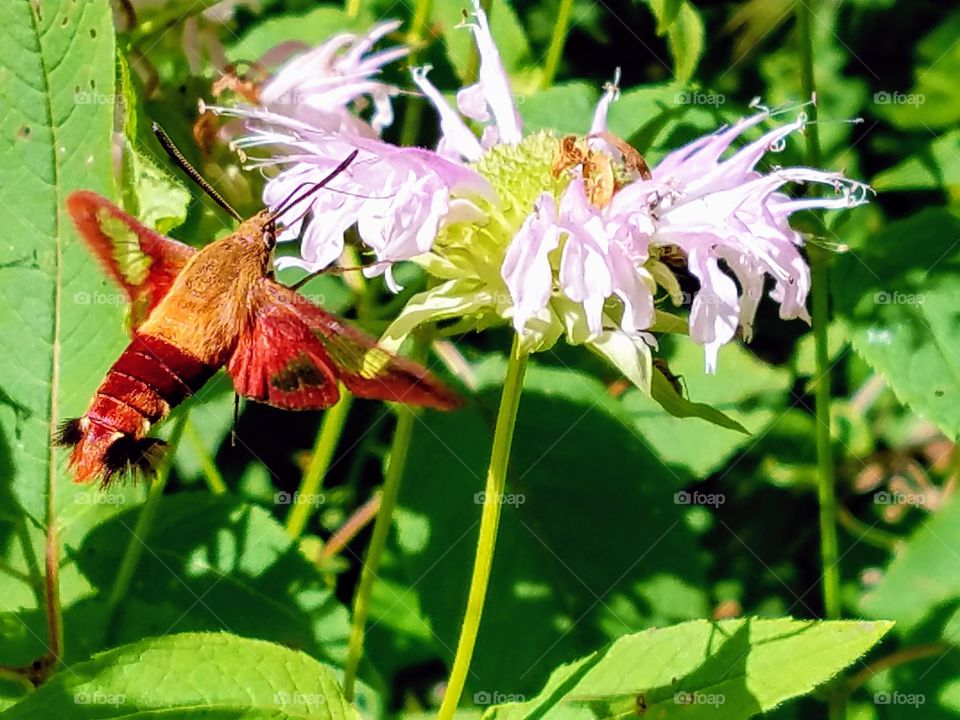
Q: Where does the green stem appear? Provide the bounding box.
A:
[183,418,227,495]
[797,0,839,621]
[542,0,575,88]
[399,0,433,148]
[286,390,353,540]
[343,405,417,701]
[106,413,188,622]
[797,5,842,719]
[345,0,362,19]
[438,336,528,720]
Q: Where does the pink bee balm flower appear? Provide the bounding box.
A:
[258,20,409,137]
[596,106,872,371]
[209,0,870,390]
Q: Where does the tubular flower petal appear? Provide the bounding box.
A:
[211,5,870,386]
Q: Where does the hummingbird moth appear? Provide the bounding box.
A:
[57,150,459,485]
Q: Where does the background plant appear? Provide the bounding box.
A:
[0,0,956,718]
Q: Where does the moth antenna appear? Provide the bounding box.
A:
[269,150,359,223]
[152,122,243,222]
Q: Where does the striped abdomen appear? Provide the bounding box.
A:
[57,333,216,485]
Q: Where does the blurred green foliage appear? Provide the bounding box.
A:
[0,0,958,718]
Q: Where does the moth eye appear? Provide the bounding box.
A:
[264,230,276,250]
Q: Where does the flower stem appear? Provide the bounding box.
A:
[345,0,362,19]
[106,413,188,622]
[343,404,417,701]
[796,0,839,622]
[399,0,433,148]
[286,390,353,540]
[542,0,575,88]
[797,4,843,719]
[183,418,227,494]
[438,336,528,720]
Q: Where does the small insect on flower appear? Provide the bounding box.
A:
[57,136,459,487]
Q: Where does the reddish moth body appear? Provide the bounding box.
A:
[58,156,459,485]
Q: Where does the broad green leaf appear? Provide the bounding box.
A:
[0,632,360,719]
[862,491,960,634]
[433,0,531,80]
[645,0,705,84]
[121,144,190,234]
[170,373,236,484]
[872,130,960,192]
[0,0,125,662]
[228,7,376,63]
[625,342,790,476]
[518,82,599,135]
[871,10,960,130]
[833,208,960,439]
[366,356,707,694]
[67,493,352,665]
[486,618,893,719]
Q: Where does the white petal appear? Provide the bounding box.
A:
[686,249,740,373]
[467,0,523,144]
[501,194,560,332]
[412,66,483,162]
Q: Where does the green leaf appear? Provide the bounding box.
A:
[0,0,125,658]
[0,632,360,719]
[68,493,352,665]
[871,10,960,130]
[120,144,190,234]
[862,491,960,634]
[485,618,893,719]
[645,0,705,84]
[227,7,375,63]
[833,208,960,439]
[625,342,790,476]
[170,373,235,483]
[518,82,599,135]
[871,130,960,192]
[433,0,531,80]
[367,356,708,694]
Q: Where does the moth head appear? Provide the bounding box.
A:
[235,210,277,251]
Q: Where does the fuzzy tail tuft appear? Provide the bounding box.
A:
[102,436,168,485]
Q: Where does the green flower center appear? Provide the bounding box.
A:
[431,132,568,288]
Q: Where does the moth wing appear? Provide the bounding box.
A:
[226,287,340,410]
[67,191,196,328]
[263,280,460,410]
